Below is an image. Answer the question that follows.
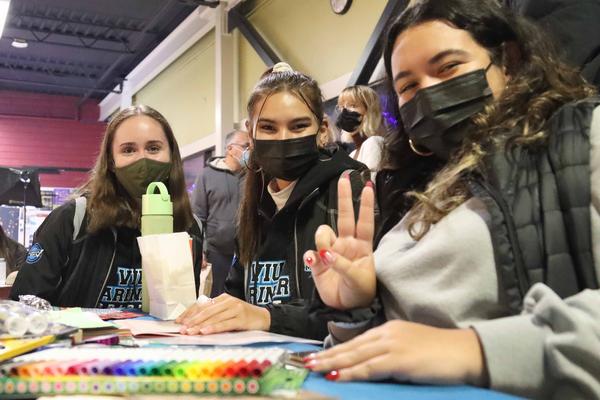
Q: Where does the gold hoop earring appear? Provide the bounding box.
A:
[408,138,434,157]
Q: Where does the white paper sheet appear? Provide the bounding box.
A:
[141,331,323,346]
[114,319,182,336]
[113,319,322,345]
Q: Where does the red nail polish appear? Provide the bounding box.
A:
[319,250,334,264]
[325,370,340,381]
[365,180,374,188]
[305,256,314,267]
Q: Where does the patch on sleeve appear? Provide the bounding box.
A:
[26,243,44,264]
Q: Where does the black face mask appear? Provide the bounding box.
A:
[399,67,493,160]
[335,108,362,132]
[254,134,319,181]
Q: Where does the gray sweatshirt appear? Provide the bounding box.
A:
[327,105,600,398]
[191,157,244,258]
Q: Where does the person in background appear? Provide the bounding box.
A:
[336,85,385,179]
[191,130,250,297]
[0,224,26,275]
[11,105,203,308]
[302,1,600,398]
[176,62,370,340]
[317,114,339,152]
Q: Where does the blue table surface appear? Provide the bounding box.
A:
[128,314,521,399]
[255,342,521,400]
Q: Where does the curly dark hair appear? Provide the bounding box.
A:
[380,0,596,240]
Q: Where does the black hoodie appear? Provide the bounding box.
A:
[225,149,371,340]
[11,200,203,307]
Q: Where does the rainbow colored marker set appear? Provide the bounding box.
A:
[0,347,307,397]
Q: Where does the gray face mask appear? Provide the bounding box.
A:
[399,66,493,160]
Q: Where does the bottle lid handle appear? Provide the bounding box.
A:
[145,182,170,201]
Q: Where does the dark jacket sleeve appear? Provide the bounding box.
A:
[223,253,245,300]
[224,259,346,340]
[267,168,372,341]
[187,218,204,296]
[268,290,381,341]
[10,202,76,303]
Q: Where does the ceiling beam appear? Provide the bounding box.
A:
[0,62,97,79]
[0,77,122,94]
[12,10,156,34]
[178,0,220,7]
[0,36,133,55]
[78,0,178,106]
[346,0,407,86]
[228,7,280,66]
[8,21,130,45]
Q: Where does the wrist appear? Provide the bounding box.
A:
[456,328,488,387]
[251,304,271,331]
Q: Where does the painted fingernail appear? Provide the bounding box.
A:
[365,180,374,188]
[325,370,340,381]
[304,255,314,267]
[319,250,335,265]
[342,170,350,179]
[304,359,318,370]
[302,353,317,363]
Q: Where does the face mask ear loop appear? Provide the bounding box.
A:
[484,60,494,73]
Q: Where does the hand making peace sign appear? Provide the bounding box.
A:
[303,172,377,310]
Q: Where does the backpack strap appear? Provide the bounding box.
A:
[73,196,87,240]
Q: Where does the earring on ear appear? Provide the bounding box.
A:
[408,138,433,157]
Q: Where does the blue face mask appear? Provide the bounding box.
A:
[239,148,251,169]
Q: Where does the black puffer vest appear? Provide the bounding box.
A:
[469,98,600,313]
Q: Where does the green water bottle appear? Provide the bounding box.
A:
[141,182,173,312]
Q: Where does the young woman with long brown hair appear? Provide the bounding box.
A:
[176,63,370,340]
[11,105,203,308]
[302,0,600,397]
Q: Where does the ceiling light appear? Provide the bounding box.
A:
[11,38,27,49]
[0,0,10,38]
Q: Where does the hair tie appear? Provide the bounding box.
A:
[272,62,293,73]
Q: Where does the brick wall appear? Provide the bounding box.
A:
[0,90,106,188]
